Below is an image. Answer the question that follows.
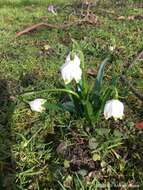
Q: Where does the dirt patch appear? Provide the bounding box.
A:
[57,139,100,172]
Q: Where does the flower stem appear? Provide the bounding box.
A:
[114,87,119,99]
[18,88,80,99]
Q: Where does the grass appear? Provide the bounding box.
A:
[0,0,143,189]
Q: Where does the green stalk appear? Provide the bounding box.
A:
[71,42,90,119]
[79,50,87,97]
[114,87,119,99]
[18,88,80,99]
[65,84,74,102]
[77,50,93,123]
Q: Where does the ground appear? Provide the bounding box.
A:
[0,0,143,189]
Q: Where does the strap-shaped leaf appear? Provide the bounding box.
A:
[94,57,110,97]
[19,88,80,99]
[45,102,76,113]
[45,102,63,111]
[84,99,94,123]
[62,101,76,113]
[94,87,112,123]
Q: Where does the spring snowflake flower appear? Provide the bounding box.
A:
[61,53,82,84]
[29,98,47,113]
[104,99,124,120]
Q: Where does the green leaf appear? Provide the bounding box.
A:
[45,101,77,113]
[96,128,110,136]
[93,87,112,123]
[62,101,76,112]
[19,88,80,99]
[94,57,110,97]
[65,83,75,102]
[45,102,63,111]
[83,99,94,123]
[72,38,80,51]
[64,83,83,114]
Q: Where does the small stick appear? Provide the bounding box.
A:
[16,18,97,37]
[16,22,61,37]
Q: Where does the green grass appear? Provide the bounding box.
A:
[0,0,143,189]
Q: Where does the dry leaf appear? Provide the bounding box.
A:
[117,16,125,20]
[135,122,143,129]
[87,68,97,76]
[128,16,135,20]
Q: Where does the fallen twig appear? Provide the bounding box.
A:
[16,22,59,37]
[16,18,97,37]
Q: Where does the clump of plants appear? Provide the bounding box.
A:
[20,40,124,125]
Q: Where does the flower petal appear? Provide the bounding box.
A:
[29,98,46,112]
[104,99,124,120]
[61,53,82,84]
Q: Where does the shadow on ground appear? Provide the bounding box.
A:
[0,79,15,190]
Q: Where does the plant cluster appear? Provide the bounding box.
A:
[22,40,124,125]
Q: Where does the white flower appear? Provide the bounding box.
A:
[29,98,46,113]
[61,53,82,84]
[104,99,124,120]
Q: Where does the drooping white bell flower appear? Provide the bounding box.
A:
[61,53,82,85]
[104,99,124,120]
[29,98,47,113]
